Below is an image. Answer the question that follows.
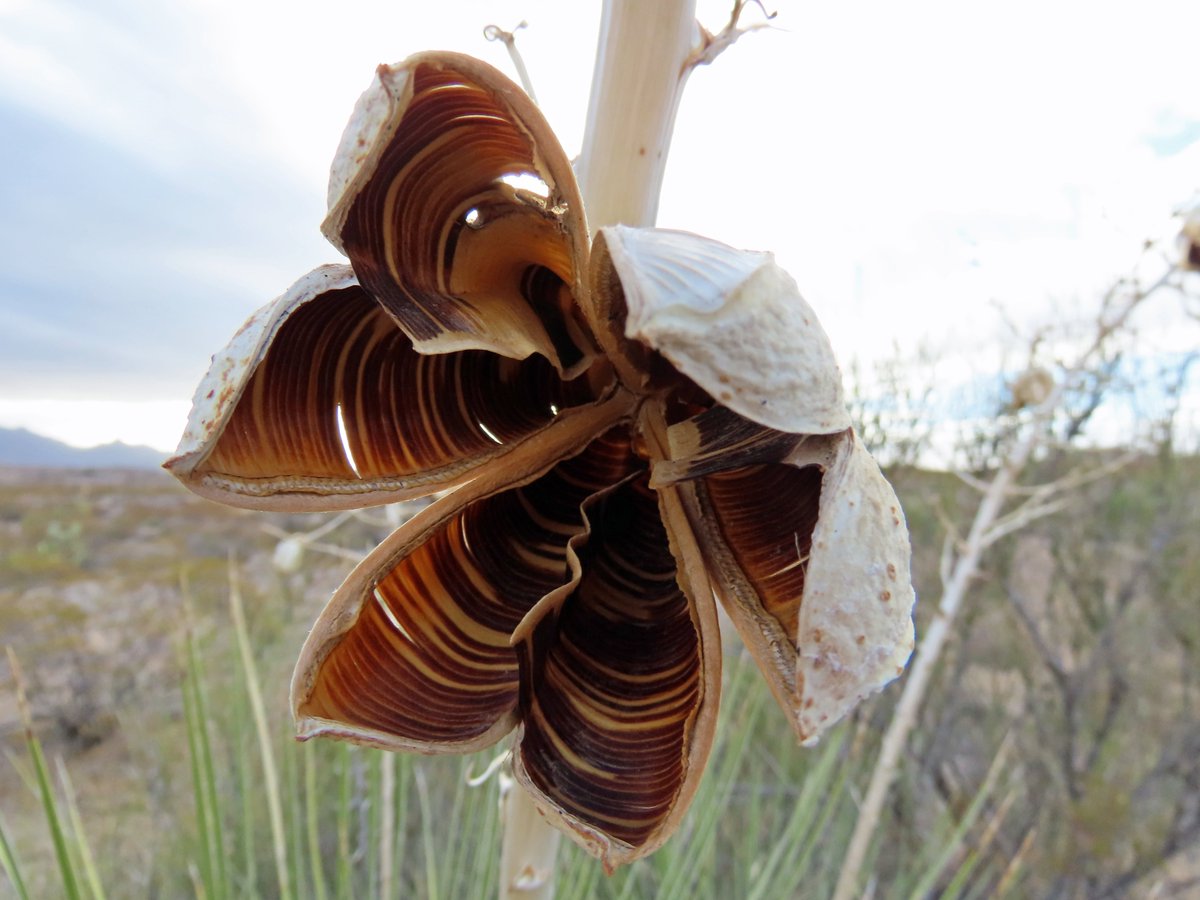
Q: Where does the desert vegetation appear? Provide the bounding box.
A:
[2,338,1198,898]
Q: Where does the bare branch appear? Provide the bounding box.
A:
[1082,667,1128,775]
[980,497,1070,549]
[952,468,993,494]
[935,504,964,549]
[260,522,370,564]
[1007,587,1069,686]
[686,0,776,70]
[957,449,1138,499]
[938,529,955,591]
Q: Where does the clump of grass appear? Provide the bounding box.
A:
[180,591,229,900]
[5,648,89,900]
[3,563,1004,899]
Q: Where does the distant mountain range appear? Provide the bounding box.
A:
[0,427,167,470]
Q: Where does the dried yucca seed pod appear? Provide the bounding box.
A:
[166,50,917,873]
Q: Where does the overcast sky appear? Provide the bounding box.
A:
[0,0,1197,452]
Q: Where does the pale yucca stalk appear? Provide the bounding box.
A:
[497,2,698,897]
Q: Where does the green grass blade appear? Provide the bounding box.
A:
[558,847,602,900]
[228,564,291,900]
[943,788,1018,900]
[905,735,1012,900]
[280,728,304,897]
[446,754,500,898]
[55,759,107,900]
[745,728,848,900]
[440,756,473,896]
[939,849,984,900]
[335,745,353,900]
[183,610,230,900]
[656,653,767,900]
[414,765,440,900]
[7,648,81,900]
[363,752,380,899]
[471,761,502,899]
[790,767,853,891]
[305,741,329,900]
[392,753,412,896]
[0,810,31,900]
[196,667,230,897]
[187,860,207,899]
[181,660,215,897]
[235,727,258,894]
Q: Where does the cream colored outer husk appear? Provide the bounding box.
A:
[794,431,916,743]
[322,64,414,256]
[600,225,851,435]
[166,264,359,474]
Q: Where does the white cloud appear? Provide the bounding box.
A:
[0,1,246,175]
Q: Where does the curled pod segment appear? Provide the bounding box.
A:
[324,52,596,376]
[165,264,605,511]
[657,408,916,744]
